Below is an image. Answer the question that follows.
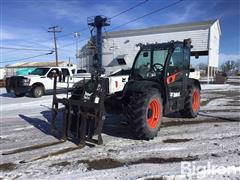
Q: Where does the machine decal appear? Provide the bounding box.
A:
[166,72,182,84]
[170,92,181,98]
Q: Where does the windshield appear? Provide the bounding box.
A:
[29,68,50,75]
[132,48,168,79]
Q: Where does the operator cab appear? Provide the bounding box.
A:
[131,41,190,83]
[131,46,167,80]
[129,40,192,111]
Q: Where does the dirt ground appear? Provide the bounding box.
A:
[0,83,239,179]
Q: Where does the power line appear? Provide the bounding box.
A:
[58,48,75,53]
[1,38,53,54]
[2,0,149,56]
[2,0,150,54]
[110,0,149,19]
[2,51,54,63]
[0,46,52,52]
[19,38,53,49]
[57,27,88,39]
[3,38,53,55]
[1,37,53,55]
[1,18,53,52]
[59,36,90,48]
[60,42,76,48]
[3,0,183,62]
[56,0,149,40]
[3,43,45,49]
[109,0,184,31]
[60,0,184,48]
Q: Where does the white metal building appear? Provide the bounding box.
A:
[79,19,221,79]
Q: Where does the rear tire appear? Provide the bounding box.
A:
[126,89,163,140]
[180,85,200,118]
[32,86,44,98]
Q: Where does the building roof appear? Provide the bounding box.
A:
[104,19,220,38]
[5,61,67,68]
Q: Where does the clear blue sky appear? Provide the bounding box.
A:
[1,0,239,67]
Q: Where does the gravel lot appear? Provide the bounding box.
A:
[0,83,239,179]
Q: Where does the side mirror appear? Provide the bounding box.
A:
[48,70,57,78]
[195,54,199,59]
[190,68,195,72]
[48,73,53,78]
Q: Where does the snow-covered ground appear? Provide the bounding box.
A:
[0,83,240,180]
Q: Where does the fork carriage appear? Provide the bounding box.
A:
[51,74,107,145]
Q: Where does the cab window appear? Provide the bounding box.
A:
[167,46,184,75]
[153,50,168,66]
[134,51,151,78]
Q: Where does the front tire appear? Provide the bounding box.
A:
[126,89,163,140]
[32,86,44,98]
[180,85,200,118]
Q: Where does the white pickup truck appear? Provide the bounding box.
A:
[5,67,91,97]
[5,67,129,98]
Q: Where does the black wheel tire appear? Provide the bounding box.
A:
[126,89,163,140]
[14,92,25,97]
[180,86,200,118]
[32,86,44,98]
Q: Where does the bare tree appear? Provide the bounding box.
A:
[221,60,239,75]
[197,63,208,70]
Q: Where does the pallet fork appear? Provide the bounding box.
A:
[51,74,107,145]
[51,16,110,145]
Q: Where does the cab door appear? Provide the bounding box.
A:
[165,45,190,111]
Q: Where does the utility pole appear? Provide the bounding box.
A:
[74,32,80,68]
[48,26,61,66]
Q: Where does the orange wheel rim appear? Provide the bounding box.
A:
[192,90,199,112]
[147,99,160,129]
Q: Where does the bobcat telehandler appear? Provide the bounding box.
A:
[51,16,201,145]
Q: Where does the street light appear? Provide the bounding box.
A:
[74,32,81,68]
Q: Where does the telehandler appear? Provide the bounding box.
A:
[51,16,201,145]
